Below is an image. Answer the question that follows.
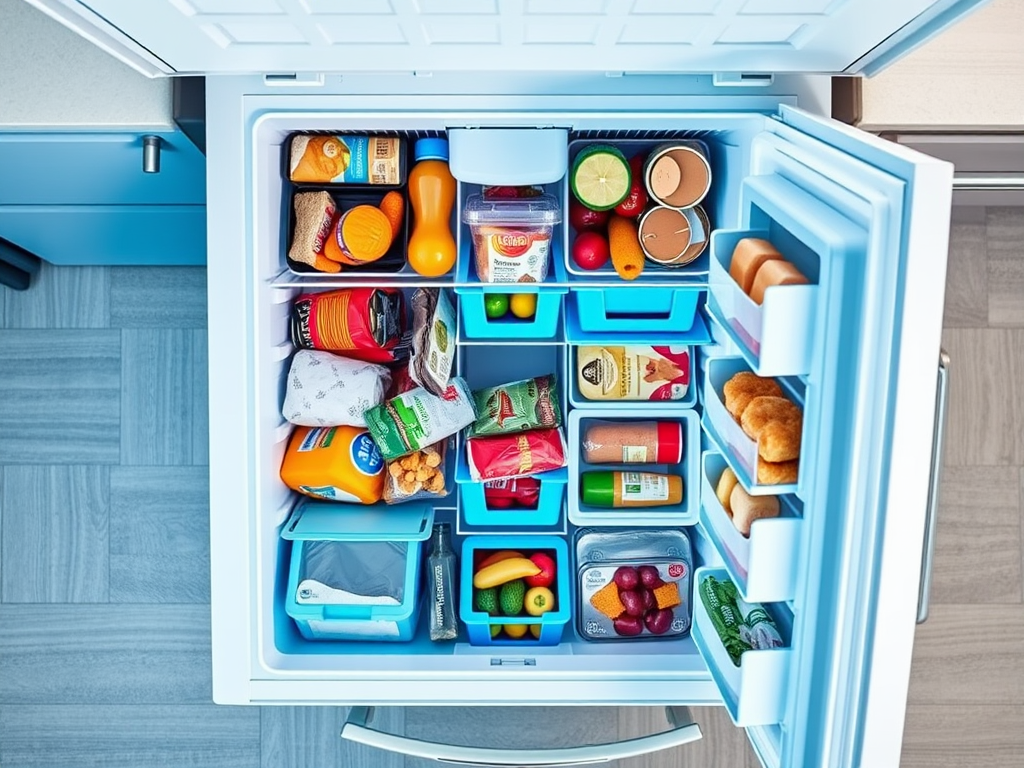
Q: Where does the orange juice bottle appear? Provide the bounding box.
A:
[280,425,385,504]
[407,138,457,277]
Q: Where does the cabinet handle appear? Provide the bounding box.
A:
[917,351,950,624]
[341,706,702,766]
[952,173,1024,191]
[143,135,162,174]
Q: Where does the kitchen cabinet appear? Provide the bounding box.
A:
[0,0,206,267]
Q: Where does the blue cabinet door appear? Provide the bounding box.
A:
[0,130,205,206]
[0,205,206,265]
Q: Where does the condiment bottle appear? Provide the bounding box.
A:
[582,421,683,465]
[580,471,683,508]
[407,138,457,277]
[426,522,458,641]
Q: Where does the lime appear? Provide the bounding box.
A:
[484,293,509,319]
[509,293,538,319]
[571,145,631,211]
[490,624,502,639]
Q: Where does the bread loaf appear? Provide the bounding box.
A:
[749,259,809,304]
[729,484,780,537]
[729,238,782,294]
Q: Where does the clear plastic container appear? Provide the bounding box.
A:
[575,528,693,641]
[462,192,562,283]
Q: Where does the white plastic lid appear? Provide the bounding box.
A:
[462,193,562,227]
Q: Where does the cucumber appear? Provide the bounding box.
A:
[571,145,631,212]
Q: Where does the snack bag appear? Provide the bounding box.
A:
[281,350,390,427]
[288,191,340,273]
[383,441,448,504]
[469,374,561,437]
[364,378,476,461]
[409,288,456,397]
[291,287,411,365]
[465,428,568,482]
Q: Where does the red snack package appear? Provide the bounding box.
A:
[483,476,541,509]
[466,428,567,482]
[291,287,410,364]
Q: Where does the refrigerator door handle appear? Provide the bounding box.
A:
[917,350,950,624]
[341,706,702,766]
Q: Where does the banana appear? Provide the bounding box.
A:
[473,557,541,590]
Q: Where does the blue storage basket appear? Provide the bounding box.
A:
[456,448,567,528]
[455,239,568,340]
[571,286,702,334]
[282,501,432,642]
[459,535,571,646]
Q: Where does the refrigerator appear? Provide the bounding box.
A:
[24,1,979,766]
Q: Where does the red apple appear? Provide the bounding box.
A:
[525,552,556,589]
[572,231,610,271]
[569,199,610,232]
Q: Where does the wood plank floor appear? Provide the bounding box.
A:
[0,208,1019,766]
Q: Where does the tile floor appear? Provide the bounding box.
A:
[0,209,1020,766]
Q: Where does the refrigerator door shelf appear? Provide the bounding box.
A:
[691,566,794,727]
[699,451,802,605]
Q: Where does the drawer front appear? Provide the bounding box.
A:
[0,205,206,266]
[0,131,205,206]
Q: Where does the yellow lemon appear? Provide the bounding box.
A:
[509,293,538,320]
[504,623,529,639]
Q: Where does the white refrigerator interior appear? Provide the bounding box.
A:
[22,1,984,766]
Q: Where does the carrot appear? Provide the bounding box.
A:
[608,214,645,281]
[379,191,404,239]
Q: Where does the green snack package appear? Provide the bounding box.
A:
[364,377,476,460]
[699,575,752,666]
[470,374,562,437]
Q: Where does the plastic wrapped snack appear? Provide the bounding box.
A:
[291,287,410,365]
[364,378,476,461]
[469,374,562,437]
[462,192,561,283]
[383,441,448,504]
[465,427,568,482]
[410,288,457,397]
[281,350,390,428]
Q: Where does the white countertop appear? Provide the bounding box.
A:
[0,0,172,129]
[860,0,1024,132]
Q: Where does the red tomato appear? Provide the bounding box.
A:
[614,155,648,218]
[569,198,610,232]
[525,552,557,589]
[572,231,610,271]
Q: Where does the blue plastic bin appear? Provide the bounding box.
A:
[282,500,432,642]
[455,238,568,340]
[459,535,571,646]
[457,449,567,528]
[570,286,703,334]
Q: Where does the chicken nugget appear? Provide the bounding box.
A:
[740,396,801,438]
[403,470,417,484]
[758,419,802,463]
[424,450,443,468]
[757,458,799,485]
[426,473,446,492]
[415,466,433,482]
[388,462,404,478]
[723,372,783,421]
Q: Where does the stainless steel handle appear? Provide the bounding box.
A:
[918,350,950,624]
[952,173,1024,191]
[341,706,702,767]
[142,135,162,174]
